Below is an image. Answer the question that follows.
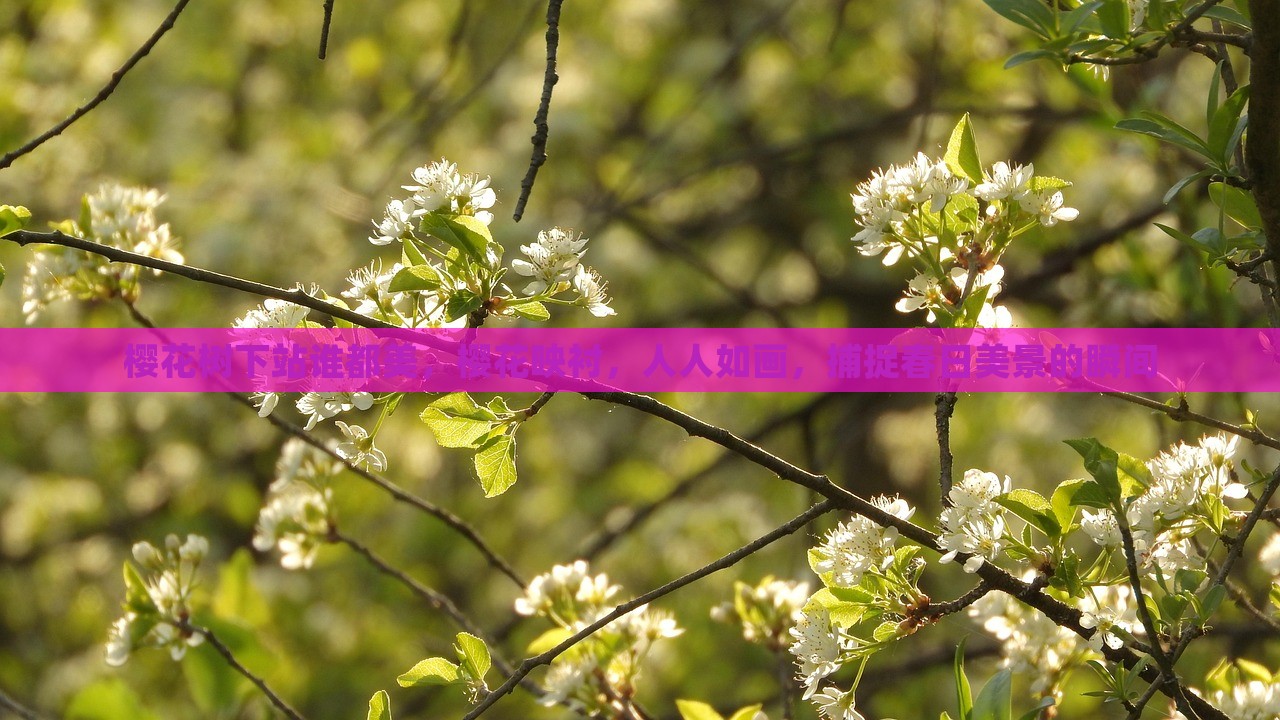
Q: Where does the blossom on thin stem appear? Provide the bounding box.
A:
[105,534,209,666]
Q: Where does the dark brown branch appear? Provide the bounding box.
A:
[1248,0,1280,297]
[513,0,564,222]
[935,392,958,504]
[189,624,306,720]
[460,501,836,720]
[318,0,336,60]
[0,0,192,171]
[1100,391,1280,451]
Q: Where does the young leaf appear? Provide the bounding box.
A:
[474,434,518,497]
[954,637,974,719]
[1209,182,1264,229]
[1063,438,1122,504]
[454,632,491,681]
[402,236,429,267]
[1096,0,1130,39]
[527,627,574,655]
[397,657,461,687]
[727,706,764,720]
[0,204,32,238]
[419,213,491,263]
[945,114,984,184]
[444,289,484,323]
[1050,478,1087,529]
[676,700,725,720]
[971,668,1012,720]
[368,690,393,720]
[1115,117,1212,159]
[420,393,498,448]
[995,489,1061,536]
[388,265,443,292]
[1208,86,1250,163]
[506,298,550,321]
[981,0,1056,38]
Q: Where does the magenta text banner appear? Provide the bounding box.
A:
[0,328,1277,393]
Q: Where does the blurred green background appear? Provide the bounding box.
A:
[1,0,1277,718]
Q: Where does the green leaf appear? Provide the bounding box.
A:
[1050,479,1087,529]
[1003,49,1057,68]
[368,690,393,720]
[873,620,899,642]
[123,562,155,614]
[506,298,550,321]
[0,204,32,238]
[1096,0,1130,38]
[474,434,518,497]
[1209,182,1264,229]
[1209,86,1250,164]
[1200,5,1250,27]
[1116,117,1212,159]
[455,632,491,681]
[213,548,271,627]
[527,627,574,655]
[728,706,764,720]
[66,679,160,720]
[444,289,484,322]
[996,489,1061,537]
[955,638,974,719]
[388,264,443,292]
[944,114,984,184]
[420,393,498,448]
[1063,438,1123,504]
[1161,171,1210,204]
[971,668,1012,720]
[402,236,429,267]
[397,657,461,687]
[419,213,492,263]
[981,0,1056,37]
[1028,176,1071,193]
[1200,584,1227,621]
[0,260,5,288]
[676,700,725,720]
[1017,697,1056,720]
[1066,480,1114,509]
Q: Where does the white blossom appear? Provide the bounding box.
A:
[510,227,589,295]
[974,161,1034,202]
[296,391,374,430]
[814,495,914,587]
[334,421,387,472]
[789,607,857,699]
[233,298,309,329]
[253,470,334,570]
[572,265,617,317]
[811,686,866,720]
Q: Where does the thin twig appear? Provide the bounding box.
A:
[0,688,42,720]
[318,0,336,59]
[1101,391,1280,451]
[461,501,836,720]
[935,392,957,504]
[189,624,306,720]
[513,0,564,221]
[0,0,192,171]
[331,529,515,675]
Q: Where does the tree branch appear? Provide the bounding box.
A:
[189,624,306,720]
[0,0,192,171]
[318,0,336,59]
[0,688,43,720]
[1248,0,1280,293]
[513,0,564,222]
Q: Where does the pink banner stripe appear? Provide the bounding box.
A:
[0,328,1277,393]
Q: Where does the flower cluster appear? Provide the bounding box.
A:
[515,561,682,715]
[710,576,809,650]
[812,496,914,586]
[937,469,1012,573]
[252,439,340,569]
[508,227,615,317]
[849,119,1078,328]
[105,534,209,666]
[969,581,1139,701]
[23,183,183,323]
[1079,433,1245,575]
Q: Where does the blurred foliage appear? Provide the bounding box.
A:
[0,0,1277,718]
